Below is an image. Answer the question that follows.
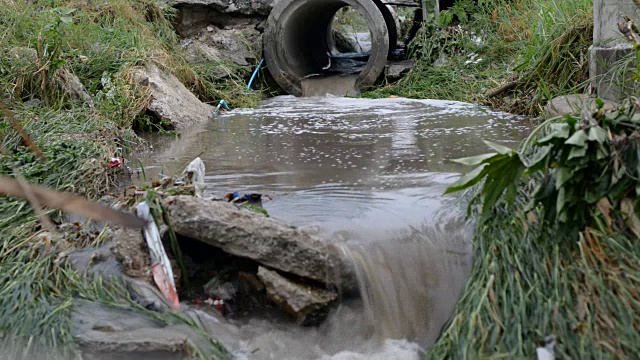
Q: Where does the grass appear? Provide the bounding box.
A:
[427,194,640,358]
[0,0,251,357]
[365,0,594,116]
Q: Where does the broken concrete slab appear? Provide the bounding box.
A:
[257,266,337,326]
[386,60,415,82]
[73,301,226,359]
[133,65,213,130]
[55,68,94,107]
[182,25,261,79]
[109,227,153,283]
[162,0,275,16]
[589,44,635,101]
[166,196,355,290]
[545,94,618,117]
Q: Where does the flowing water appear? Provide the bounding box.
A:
[140,96,531,359]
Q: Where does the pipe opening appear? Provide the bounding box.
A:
[264,0,390,96]
[327,7,372,75]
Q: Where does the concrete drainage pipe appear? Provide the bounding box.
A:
[263,0,390,96]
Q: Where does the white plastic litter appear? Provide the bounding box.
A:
[184,157,206,198]
[136,202,176,291]
[536,336,556,360]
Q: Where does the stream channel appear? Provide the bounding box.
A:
[140,96,531,359]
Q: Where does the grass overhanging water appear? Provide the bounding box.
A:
[0,0,247,357]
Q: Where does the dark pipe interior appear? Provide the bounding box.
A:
[282,1,370,78]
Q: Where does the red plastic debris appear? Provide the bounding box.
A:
[152,262,180,310]
[109,157,125,168]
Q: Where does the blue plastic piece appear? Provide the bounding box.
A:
[246,58,264,95]
[215,100,230,112]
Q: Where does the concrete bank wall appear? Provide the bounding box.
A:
[590,0,640,100]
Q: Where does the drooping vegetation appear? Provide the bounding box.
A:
[429,11,640,359]
[0,0,244,357]
[367,0,595,116]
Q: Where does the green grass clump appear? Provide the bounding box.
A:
[0,0,248,357]
[366,0,594,116]
[429,93,640,357]
[428,199,640,358]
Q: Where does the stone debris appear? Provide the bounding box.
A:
[166,195,355,289]
[546,94,617,118]
[55,68,94,107]
[257,266,337,325]
[133,64,213,130]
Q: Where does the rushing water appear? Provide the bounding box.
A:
[140,96,530,359]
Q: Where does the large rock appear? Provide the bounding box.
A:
[166,196,355,289]
[545,94,617,118]
[73,301,227,359]
[257,267,337,325]
[182,25,261,79]
[162,0,275,16]
[133,65,213,130]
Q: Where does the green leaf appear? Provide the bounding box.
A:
[526,145,551,172]
[60,16,73,24]
[555,167,572,190]
[568,146,587,160]
[595,97,604,109]
[444,163,489,194]
[452,152,498,166]
[556,187,566,215]
[596,145,609,160]
[537,123,570,144]
[483,140,514,155]
[565,129,588,147]
[479,156,525,216]
[588,126,607,144]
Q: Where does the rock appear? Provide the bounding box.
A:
[73,301,226,359]
[257,267,337,325]
[546,94,618,117]
[55,68,94,107]
[203,276,237,300]
[332,30,359,53]
[66,242,173,312]
[166,196,355,290]
[109,227,152,283]
[133,65,213,130]
[385,60,415,82]
[8,47,37,67]
[67,245,124,281]
[182,25,261,79]
[162,0,275,16]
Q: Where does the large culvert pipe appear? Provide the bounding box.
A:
[263,0,390,96]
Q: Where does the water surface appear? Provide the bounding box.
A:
[139,96,530,359]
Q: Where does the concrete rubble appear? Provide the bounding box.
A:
[133,64,213,130]
[257,266,338,325]
[166,195,355,289]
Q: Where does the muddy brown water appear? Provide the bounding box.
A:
[139,96,531,359]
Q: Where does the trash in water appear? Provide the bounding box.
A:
[136,201,180,309]
[184,157,205,198]
[225,192,270,205]
[109,157,125,168]
[215,100,230,114]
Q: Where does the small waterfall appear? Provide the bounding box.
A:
[337,210,474,349]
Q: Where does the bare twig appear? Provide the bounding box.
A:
[0,175,145,228]
[485,80,520,98]
[0,102,46,162]
[14,172,59,235]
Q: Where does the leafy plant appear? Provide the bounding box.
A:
[447,99,640,239]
